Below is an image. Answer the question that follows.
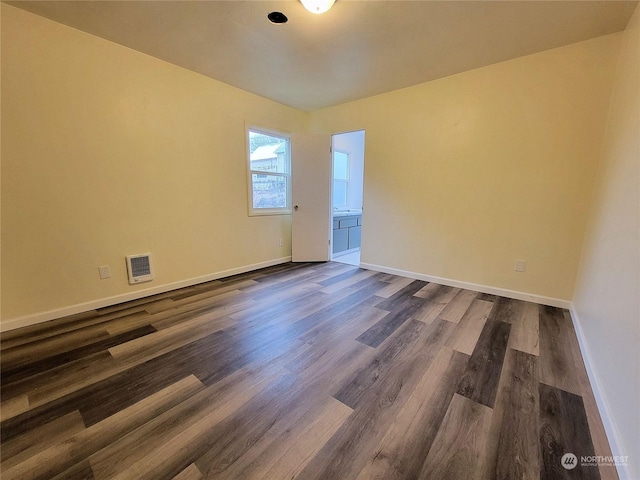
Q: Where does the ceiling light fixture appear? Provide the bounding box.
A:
[300,0,335,14]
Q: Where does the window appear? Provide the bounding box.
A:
[247,128,291,215]
[333,150,349,208]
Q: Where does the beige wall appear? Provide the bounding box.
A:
[310,34,621,302]
[573,5,640,478]
[0,4,628,324]
[1,5,307,324]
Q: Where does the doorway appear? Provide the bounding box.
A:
[331,130,365,266]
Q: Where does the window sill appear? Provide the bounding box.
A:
[249,208,292,217]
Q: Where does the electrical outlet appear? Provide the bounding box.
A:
[98,265,112,279]
[279,238,283,247]
[515,260,526,273]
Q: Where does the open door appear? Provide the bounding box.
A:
[291,132,332,262]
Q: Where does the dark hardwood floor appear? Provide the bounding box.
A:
[0,262,617,480]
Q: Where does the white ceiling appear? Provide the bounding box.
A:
[7,0,638,111]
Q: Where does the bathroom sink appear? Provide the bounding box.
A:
[333,209,362,217]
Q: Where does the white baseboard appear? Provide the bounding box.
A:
[0,256,292,332]
[569,306,634,480]
[359,262,572,308]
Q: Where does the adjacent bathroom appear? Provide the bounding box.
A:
[331,130,365,266]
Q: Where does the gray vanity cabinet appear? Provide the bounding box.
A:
[332,214,362,254]
[333,228,348,253]
[348,226,361,250]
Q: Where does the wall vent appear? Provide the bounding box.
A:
[126,253,153,284]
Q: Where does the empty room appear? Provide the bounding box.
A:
[1,1,638,479]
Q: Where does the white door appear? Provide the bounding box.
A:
[291,132,332,262]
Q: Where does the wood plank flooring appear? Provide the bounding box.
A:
[0,262,618,480]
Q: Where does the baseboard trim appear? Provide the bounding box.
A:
[0,256,292,332]
[569,306,633,480]
[359,262,571,308]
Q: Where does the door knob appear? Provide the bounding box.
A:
[294,205,299,211]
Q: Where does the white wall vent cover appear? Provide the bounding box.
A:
[126,253,153,284]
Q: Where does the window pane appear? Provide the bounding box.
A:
[247,128,290,215]
[334,151,349,180]
[249,132,287,174]
[333,179,348,207]
[252,174,287,209]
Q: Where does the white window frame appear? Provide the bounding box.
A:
[333,150,350,209]
[246,126,292,216]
